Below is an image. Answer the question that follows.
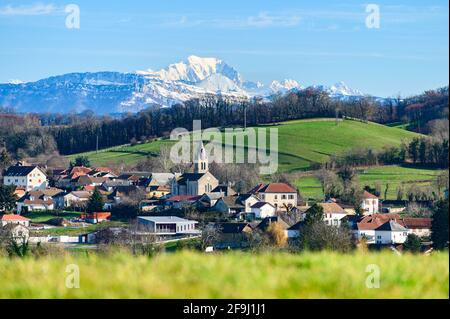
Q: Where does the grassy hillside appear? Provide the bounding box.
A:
[0,251,447,298]
[295,165,445,200]
[67,118,419,172]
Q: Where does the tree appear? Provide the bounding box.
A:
[70,156,91,168]
[304,204,324,226]
[0,185,17,212]
[266,222,288,248]
[403,234,422,253]
[299,223,354,252]
[0,148,11,170]
[87,188,104,213]
[201,223,222,250]
[431,200,449,250]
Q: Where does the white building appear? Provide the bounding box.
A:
[1,214,30,227]
[361,191,379,215]
[353,214,410,245]
[137,216,199,236]
[250,183,297,211]
[16,190,55,213]
[3,164,47,191]
[251,202,276,219]
[54,191,91,209]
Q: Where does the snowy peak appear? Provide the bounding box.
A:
[269,79,303,93]
[328,81,364,97]
[139,55,243,85]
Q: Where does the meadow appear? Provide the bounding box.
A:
[67,118,419,172]
[0,251,448,298]
[295,165,445,200]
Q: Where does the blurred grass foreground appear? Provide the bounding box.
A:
[0,251,448,298]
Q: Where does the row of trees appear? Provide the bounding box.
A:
[328,138,449,169]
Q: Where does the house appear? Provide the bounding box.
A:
[72,175,109,188]
[165,195,202,209]
[287,220,304,238]
[215,222,253,248]
[144,173,176,188]
[171,142,219,196]
[82,212,111,224]
[101,180,132,192]
[250,183,297,211]
[361,191,379,215]
[53,166,92,189]
[210,184,237,197]
[353,214,410,245]
[318,202,348,226]
[3,163,47,191]
[236,194,261,213]
[146,185,171,199]
[137,216,199,236]
[16,190,55,213]
[108,185,140,204]
[54,190,92,209]
[212,196,244,215]
[250,202,276,219]
[0,214,30,227]
[401,217,432,238]
[89,167,117,178]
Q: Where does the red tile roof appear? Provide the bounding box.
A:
[166,195,201,202]
[363,191,378,199]
[402,217,432,229]
[1,214,30,221]
[259,183,296,193]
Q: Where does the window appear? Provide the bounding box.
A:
[282,195,286,199]
[274,195,278,199]
[288,195,294,199]
[377,235,381,239]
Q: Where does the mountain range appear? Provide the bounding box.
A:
[0,55,367,114]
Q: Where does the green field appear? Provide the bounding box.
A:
[67,118,419,172]
[295,165,444,200]
[24,211,82,223]
[0,251,447,298]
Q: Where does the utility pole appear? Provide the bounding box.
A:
[96,134,99,153]
[243,104,247,130]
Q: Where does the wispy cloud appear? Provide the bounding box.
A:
[161,11,301,29]
[0,3,58,16]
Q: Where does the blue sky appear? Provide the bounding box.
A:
[0,0,448,97]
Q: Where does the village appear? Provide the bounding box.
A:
[0,141,439,254]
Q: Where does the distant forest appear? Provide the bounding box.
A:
[0,86,448,162]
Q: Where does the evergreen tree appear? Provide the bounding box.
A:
[87,188,104,213]
[403,234,422,253]
[0,185,17,212]
[304,204,324,226]
[431,200,449,250]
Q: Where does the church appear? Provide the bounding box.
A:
[170,142,219,196]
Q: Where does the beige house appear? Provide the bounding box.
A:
[361,191,379,215]
[171,142,219,196]
[3,163,47,191]
[250,183,297,211]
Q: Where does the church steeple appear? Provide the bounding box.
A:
[194,141,208,174]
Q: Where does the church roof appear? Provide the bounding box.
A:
[176,173,206,185]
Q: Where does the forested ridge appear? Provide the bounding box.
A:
[0,86,448,160]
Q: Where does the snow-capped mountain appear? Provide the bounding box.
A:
[0,55,367,114]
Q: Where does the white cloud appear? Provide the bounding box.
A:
[0,3,57,16]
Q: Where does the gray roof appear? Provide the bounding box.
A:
[138,216,196,224]
[376,220,408,231]
[4,165,42,177]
